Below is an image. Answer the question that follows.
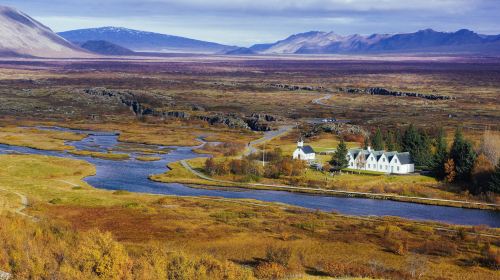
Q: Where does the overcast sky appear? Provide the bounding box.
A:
[3,0,500,46]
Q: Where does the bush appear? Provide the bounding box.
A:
[253,262,287,280]
[265,246,292,267]
[77,229,132,279]
[418,240,457,256]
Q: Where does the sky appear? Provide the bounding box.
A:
[2,0,500,46]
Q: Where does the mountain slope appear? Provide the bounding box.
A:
[79,40,135,55]
[253,29,500,55]
[59,27,236,54]
[0,5,90,58]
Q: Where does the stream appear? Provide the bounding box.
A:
[0,127,499,227]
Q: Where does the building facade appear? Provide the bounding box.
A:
[347,147,414,174]
[292,139,316,161]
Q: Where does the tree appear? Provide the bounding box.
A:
[480,130,500,166]
[471,154,495,194]
[432,128,448,179]
[450,128,476,181]
[385,131,395,151]
[402,124,432,167]
[444,159,456,183]
[330,138,349,169]
[394,128,403,151]
[488,159,500,194]
[205,158,217,176]
[371,128,384,150]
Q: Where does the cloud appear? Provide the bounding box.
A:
[2,0,499,46]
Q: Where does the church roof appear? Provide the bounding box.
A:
[299,145,315,154]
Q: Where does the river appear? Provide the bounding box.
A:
[0,127,498,227]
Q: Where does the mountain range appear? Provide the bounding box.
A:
[0,4,499,58]
[58,27,236,54]
[247,29,500,55]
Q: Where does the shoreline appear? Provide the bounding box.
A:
[151,160,499,211]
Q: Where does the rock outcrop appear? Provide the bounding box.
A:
[338,87,454,100]
[83,88,275,131]
[269,84,325,92]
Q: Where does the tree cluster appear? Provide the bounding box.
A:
[433,128,499,194]
[205,148,306,181]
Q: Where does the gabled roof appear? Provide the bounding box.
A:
[300,145,315,154]
[396,152,412,165]
[348,149,413,165]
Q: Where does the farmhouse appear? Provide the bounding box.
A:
[292,138,316,161]
[347,146,414,174]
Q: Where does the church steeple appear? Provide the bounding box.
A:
[297,137,304,148]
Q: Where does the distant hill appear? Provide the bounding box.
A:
[0,5,90,58]
[79,40,135,56]
[59,27,237,54]
[224,47,256,55]
[251,29,500,55]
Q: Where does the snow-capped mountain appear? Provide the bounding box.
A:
[250,29,500,54]
[0,5,90,58]
[58,27,236,54]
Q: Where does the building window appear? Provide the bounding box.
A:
[397,166,400,171]
[383,158,385,162]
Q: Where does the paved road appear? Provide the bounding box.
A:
[243,125,294,156]
[180,160,499,209]
[312,94,334,107]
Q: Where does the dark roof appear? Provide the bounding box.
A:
[348,149,413,165]
[300,145,315,154]
[396,152,412,165]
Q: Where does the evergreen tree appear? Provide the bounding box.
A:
[371,128,384,150]
[394,128,403,151]
[331,138,349,169]
[401,124,431,167]
[432,128,448,179]
[488,159,500,194]
[450,128,477,181]
[385,131,395,151]
[402,124,420,154]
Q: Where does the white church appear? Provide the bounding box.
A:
[292,138,316,162]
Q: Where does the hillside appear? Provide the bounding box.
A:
[0,5,90,58]
[59,26,236,54]
[79,40,135,55]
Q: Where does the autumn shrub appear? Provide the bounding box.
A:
[265,246,292,267]
[417,240,457,256]
[76,229,132,279]
[383,238,408,255]
[481,244,500,269]
[253,262,287,280]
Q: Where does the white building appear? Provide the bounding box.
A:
[347,146,414,174]
[292,139,316,161]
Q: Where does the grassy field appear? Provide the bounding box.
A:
[0,154,498,279]
[0,126,86,151]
